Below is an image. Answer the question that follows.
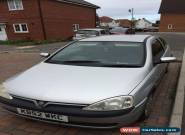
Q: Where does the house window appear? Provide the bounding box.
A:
[168,24,173,30]
[72,24,79,32]
[13,23,29,33]
[7,0,23,11]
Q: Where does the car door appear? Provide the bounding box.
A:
[151,39,166,85]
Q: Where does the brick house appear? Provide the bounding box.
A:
[116,19,131,28]
[99,16,119,28]
[0,0,100,41]
[159,0,185,32]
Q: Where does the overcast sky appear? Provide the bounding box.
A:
[86,0,162,22]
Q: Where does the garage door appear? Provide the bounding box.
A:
[0,26,8,41]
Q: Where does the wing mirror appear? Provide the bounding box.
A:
[160,57,177,63]
[40,52,50,58]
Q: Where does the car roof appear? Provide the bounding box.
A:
[78,28,105,31]
[80,35,151,42]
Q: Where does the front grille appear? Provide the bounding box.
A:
[12,95,87,109]
[12,96,36,108]
[1,95,133,118]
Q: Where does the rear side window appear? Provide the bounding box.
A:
[152,39,165,63]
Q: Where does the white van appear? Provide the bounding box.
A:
[73,28,109,40]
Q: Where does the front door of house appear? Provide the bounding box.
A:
[0,26,7,41]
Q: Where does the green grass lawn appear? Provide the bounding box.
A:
[0,39,64,46]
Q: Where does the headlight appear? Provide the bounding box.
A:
[83,96,133,111]
[0,84,13,100]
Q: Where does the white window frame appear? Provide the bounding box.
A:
[168,24,173,30]
[73,24,80,32]
[13,23,29,33]
[7,0,24,11]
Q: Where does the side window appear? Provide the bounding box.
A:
[152,39,165,63]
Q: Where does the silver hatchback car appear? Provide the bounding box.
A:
[0,35,176,128]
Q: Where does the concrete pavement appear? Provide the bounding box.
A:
[169,49,185,135]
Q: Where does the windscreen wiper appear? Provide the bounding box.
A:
[61,60,102,63]
[46,60,102,65]
[100,64,142,68]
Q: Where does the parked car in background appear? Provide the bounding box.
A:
[143,27,159,32]
[73,28,109,40]
[110,27,135,35]
[0,35,176,128]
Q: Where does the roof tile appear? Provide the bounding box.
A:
[56,0,100,9]
[159,0,185,13]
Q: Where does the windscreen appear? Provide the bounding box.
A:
[46,41,146,67]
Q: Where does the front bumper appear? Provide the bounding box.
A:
[0,96,147,128]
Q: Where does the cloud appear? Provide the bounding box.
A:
[86,0,162,20]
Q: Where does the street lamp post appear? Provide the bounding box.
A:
[129,8,134,29]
